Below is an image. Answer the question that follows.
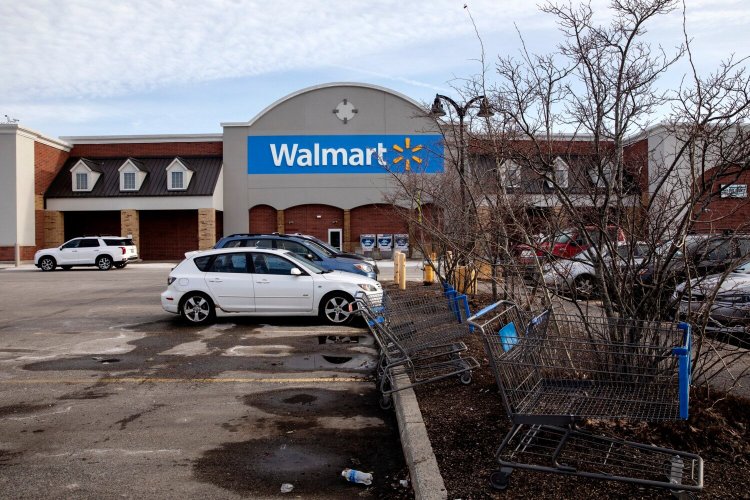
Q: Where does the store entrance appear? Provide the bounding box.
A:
[328,229,342,251]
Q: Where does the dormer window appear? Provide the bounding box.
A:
[166,158,193,191]
[70,159,101,192]
[118,159,146,192]
[552,157,569,188]
[501,160,521,188]
[171,171,184,189]
[76,172,88,190]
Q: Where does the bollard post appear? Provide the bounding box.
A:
[393,251,401,283]
[398,252,407,290]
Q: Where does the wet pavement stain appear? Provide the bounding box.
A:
[245,388,377,419]
[0,450,22,467]
[0,403,53,418]
[193,426,405,498]
[114,404,165,430]
[21,319,375,378]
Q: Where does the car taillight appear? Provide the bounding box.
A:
[120,246,126,255]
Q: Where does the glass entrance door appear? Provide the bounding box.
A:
[328,229,342,251]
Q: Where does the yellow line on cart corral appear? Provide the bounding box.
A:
[0,377,371,385]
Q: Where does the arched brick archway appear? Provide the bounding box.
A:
[283,204,344,242]
[249,204,277,233]
[350,204,409,246]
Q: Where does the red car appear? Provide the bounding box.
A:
[518,226,626,266]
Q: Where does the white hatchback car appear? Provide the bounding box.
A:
[161,247,382,325]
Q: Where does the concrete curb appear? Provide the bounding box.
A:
[392,368,448,500]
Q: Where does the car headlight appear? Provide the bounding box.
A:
[354,263,373,273]
[357,283,379,292]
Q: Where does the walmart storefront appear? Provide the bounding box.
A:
[0,82,444,261]
[221,82,443,253]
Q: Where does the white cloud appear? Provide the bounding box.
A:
[0,0,541,100]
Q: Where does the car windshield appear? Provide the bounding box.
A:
[282,251,328,273]
[733,261,750,274]
[552,231,575,244]
[301,239,335,258]
[304,235,340,254]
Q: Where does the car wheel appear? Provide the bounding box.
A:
[180,293,216,325]
[320,293,354,325]
[114,262,127,269]
[39,256,56,272]
[61,265,72,271]
[96,255,113,271]
[573,274,596,300]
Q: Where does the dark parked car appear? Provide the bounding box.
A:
[674,260,750,327]
[212,234,377,279]
[287,233,379,273]
[637,234,750,309]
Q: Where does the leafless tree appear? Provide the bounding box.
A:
[386,0,750,391]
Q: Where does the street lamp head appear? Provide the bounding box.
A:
[430,95,447,117]
[477,96,494,118]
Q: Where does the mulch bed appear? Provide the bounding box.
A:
[411,293,750,499]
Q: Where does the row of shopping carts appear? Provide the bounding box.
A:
[354,286,704,494]
[354,285,479,409]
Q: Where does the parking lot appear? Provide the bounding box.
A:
[0,265,406,498]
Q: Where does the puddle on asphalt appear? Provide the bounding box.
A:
[317,335,360,345]
[244,388,376,418]
[193,421,405,497]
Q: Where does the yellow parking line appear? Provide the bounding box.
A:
[0,377,371,384]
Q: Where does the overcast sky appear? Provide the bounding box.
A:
[1,0,748,138]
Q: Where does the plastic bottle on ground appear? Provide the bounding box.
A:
[341,468,373,485]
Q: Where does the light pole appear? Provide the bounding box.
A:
[430,94,494,208]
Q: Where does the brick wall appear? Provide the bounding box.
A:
[121,210,140,250]
[44,211,65,248]
[198,208,216,250]
[34,142,70,250]
[70,142,222,158]
[249,205,277,233]
[350,204,409,243]
[0,246,36,261]
[623,138,648,192]
[139,210,198,260]
[35,142,70,195]
[64,211,122,241]
[694,168,750,233]
[284,204,344,241]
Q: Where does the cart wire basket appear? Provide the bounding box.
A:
[468,301,704,493]
[354,286,479,409]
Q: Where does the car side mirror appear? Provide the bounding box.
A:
[291,267,302,276]
[306,253,315,261]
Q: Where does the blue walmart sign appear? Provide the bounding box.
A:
[248,134,444,174]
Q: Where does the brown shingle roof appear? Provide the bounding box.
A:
[46,156,222,198]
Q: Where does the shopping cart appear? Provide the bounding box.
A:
[468,301,704,493]
[355,286,479,409]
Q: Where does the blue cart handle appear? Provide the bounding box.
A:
[468,300,517,324]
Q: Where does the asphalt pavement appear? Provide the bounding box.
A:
[0,265,407,499]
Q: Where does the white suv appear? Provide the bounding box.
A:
[34,236,139,271]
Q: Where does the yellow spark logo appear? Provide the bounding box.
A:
[392,137,423,171]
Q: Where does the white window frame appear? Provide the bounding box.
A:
[501,160,521,188]
[166,158,193,191]
[118,159,146,192]
[70,159,100,192]
[552,157,569,188]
